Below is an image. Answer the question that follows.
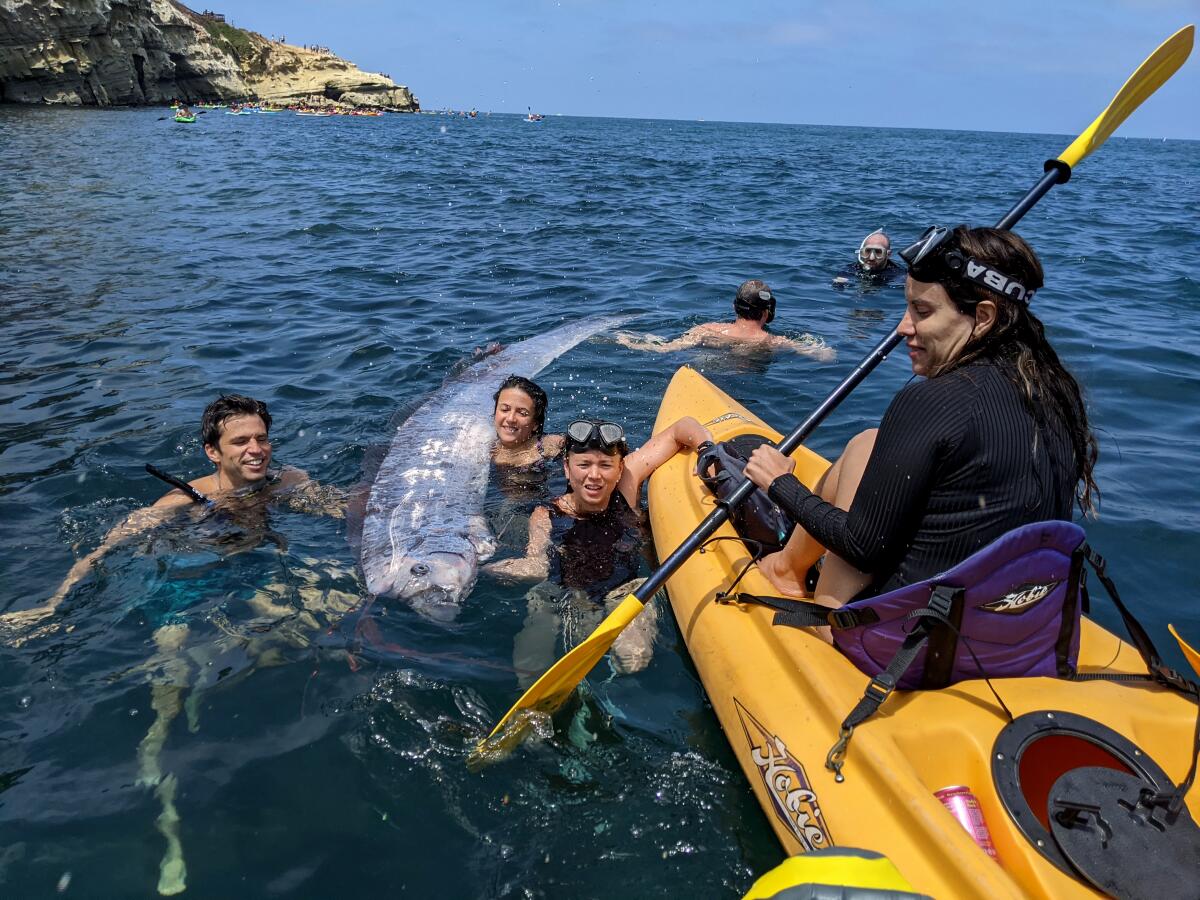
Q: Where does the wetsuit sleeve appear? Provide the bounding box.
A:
[767,380,965,574]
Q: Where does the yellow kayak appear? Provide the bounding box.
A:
[648,365,1199,899]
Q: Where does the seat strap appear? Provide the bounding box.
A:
[825,586,959,782]
[1077,544,1200,813]
[734,592,881,630]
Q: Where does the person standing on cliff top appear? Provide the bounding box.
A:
[615,279,835,360]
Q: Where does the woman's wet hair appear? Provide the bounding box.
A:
[940,226,1099,515]
[493,375,548,435]
[200,394,272,448]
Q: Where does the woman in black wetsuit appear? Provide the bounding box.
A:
[744,226,1099,608]
[486,415,712,681]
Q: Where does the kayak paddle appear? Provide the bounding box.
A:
[1169,624,1200,680]
[472,24,1196,761]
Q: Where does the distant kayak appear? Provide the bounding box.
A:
[225,110,249,116]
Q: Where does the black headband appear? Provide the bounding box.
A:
[900,226,1034,304]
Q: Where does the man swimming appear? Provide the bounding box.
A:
[0,394,340,632]
[616,279,835,360]
[0,393,346,897]
[833,228,904,287]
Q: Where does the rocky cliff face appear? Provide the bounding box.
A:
[0,0,417,109]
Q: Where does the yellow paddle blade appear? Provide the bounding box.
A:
[1057,25,1194,169]
[472,593,646,759]
[1169,623,1200,679]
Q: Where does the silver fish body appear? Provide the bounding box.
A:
[360,316,623,620]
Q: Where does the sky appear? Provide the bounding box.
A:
[211,0,1199,140]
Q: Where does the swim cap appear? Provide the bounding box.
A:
[733,280,776,323]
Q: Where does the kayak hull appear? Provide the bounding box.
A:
[648,365,1198,899]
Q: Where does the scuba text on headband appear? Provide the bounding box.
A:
[900,226,1035,304]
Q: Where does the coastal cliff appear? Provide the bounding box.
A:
[0,0,418,109]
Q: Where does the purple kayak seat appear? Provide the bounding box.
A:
[745,519,1086,690]
[832,519,1085,689]
[736,520,1198,785]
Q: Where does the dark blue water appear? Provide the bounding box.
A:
[1,107,1198,897]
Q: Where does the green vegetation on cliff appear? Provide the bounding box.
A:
[201,20,254,60]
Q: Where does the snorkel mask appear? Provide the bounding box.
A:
[733,288,777,324]
[900,226,1035,305]
[858,228,890,267]
[565,420,629,455]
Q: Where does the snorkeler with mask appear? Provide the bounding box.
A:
[833,228,905,288]
[486,415,711,683]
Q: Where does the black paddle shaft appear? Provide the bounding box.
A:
[145,463,213,506]
[634,161,1071,603]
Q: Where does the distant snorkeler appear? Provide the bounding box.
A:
[616,279,835,360]
[832,227,905,288]
[0,393,349,897]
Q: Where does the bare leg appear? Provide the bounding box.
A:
[136,623,191,896]
[154,774,187,895]
[137,624,190,787]
[513,582,563,690]
[607,578,659,675]
[812,429,877,606]
[758,429,879,609]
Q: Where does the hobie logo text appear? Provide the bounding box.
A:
[981,580,1060,614]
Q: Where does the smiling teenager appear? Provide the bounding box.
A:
[491,375,564,467]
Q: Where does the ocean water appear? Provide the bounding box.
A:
[1,106,1198,897]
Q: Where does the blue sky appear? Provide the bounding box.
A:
[213,1,1199,139]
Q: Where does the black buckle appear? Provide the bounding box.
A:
[865,672,896,705]
[827,609,859,630]
[928,585,956,619]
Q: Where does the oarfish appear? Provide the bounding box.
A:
[359,315,623,621]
